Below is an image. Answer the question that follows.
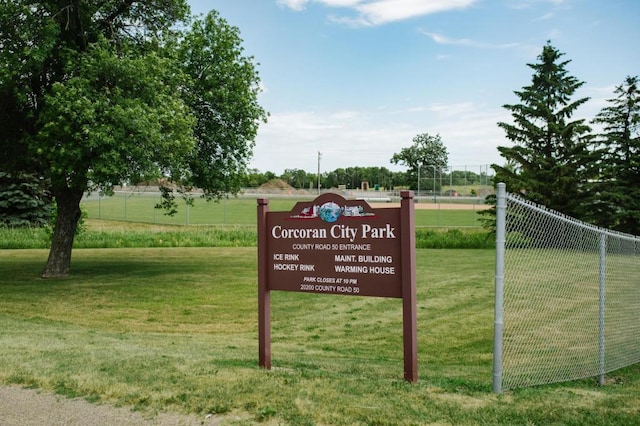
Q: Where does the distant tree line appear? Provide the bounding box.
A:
[240,166,492,192]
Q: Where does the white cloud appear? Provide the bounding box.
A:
[327,14,371,27]
[250,109,414,173]
[532,12,554,21]
[329,110,361,120]
[575,84,615,121]
[249,102,508,174]
[278,0,477,26]
[353,0,476,26]
[406,106,427,113]
[276,0,309,11]
[506,0,568,10]
[428,102,475,117]
[320,0,364,6]
[420,30,520,49]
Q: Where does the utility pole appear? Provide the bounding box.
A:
[432,165,436,203]
[417,164,420,200]
[317,151,322,195]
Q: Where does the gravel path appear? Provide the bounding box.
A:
[0,386,227,426]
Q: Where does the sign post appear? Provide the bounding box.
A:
[400,191,417,382]
[257,191,417,382]
[257,198,270,369]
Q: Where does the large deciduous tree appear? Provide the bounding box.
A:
[390,133,449,192]
[587,75,640,234]
[0,1,267,278]
[494,42,594,218]
[178,12,266,200]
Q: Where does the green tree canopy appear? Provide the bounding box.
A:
[587,75,640,234]
[178,12,266,199]
[390,133,449,191]
[494,42,594,218]
[0,1,267,277]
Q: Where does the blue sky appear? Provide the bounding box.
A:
[188,0,639,175]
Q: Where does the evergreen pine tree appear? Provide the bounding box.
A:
[589,75,640,234]
[494,42,594,218]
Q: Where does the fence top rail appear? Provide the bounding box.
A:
[506,192,640,243]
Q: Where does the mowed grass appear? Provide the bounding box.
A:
[0,220,495,250]
[1,248,639,425]
[81,193,485,227]
[502,248,640,391]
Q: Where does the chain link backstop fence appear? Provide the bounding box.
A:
[493,183,640,393]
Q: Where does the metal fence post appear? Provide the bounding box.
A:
[598,233,606,386]
[493,182,506,393]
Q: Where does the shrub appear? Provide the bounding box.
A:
[0,172,53,227]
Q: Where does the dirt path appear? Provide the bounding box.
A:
[0,385,228,426]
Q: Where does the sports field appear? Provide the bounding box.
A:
[81,192,489,227]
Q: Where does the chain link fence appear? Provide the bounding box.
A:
[81,189,488,227]
[493,183,640,392]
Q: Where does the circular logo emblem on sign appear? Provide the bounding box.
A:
[318,201,341,223]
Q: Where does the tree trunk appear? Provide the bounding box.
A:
[41,187,84,278]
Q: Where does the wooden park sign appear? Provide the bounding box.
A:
[257,191,417,382]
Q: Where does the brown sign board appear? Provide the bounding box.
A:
[266,193,402,298]
[257,191,417,382]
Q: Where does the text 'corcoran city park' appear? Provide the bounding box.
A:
[271,223,396,242]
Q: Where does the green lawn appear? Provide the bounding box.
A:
[1,247,638,425]
[81,193,486,227]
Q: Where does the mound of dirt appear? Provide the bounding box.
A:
[258,178,295,190]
